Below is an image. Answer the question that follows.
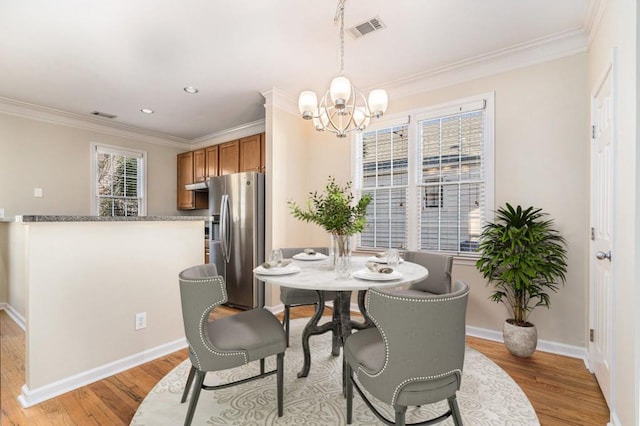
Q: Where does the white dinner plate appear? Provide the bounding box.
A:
[353,269,403,281]
[292,252,328,261]
[253,265,301,275]
[366,256,405,264]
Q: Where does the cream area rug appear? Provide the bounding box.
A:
[131,318,539,425]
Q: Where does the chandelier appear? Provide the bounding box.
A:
[297,0,388,138]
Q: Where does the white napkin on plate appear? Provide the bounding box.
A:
[261,259,292,269]
[365,261,394,274]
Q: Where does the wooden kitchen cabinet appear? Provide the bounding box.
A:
[177,152,194,209]
[205,145,219,178]
[177,132,265,208]
[218,140,240,175]
[177,151,207,210]
[193,148,206,182]
[239,133,265,173]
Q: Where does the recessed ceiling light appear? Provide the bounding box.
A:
[184,86,199,94]
[140,108,154,114]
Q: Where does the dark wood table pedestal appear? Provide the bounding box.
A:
[297,290,374,378]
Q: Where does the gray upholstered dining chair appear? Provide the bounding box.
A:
[395,251,453,296]
[178,263,286,426]
[344,280,470,426]
[279,247,336,347]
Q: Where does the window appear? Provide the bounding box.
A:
[359,123,409,249]
[356,94,494,255]
[92,144,146,217]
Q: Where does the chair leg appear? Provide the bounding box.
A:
[277,352,284,417]
[283,305,291,347]
[342,357,347,397]
[183,370,206,426]
[448,394,463,426]
[180,365,196,403]
[346,364,353,424]
[260,358,265,374]
[394,405,407,426]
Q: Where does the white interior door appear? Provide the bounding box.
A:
[589,62,614,408]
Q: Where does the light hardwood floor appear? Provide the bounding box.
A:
[0,307,609,425]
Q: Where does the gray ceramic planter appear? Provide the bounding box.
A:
[503,320,537,358]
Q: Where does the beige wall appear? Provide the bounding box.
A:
[7,222,27,318]
[588,1,638,424]
[0,113,183,218]
[0,223,9,303]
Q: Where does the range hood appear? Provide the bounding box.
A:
[185,181,208,191]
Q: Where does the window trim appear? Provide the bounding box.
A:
[352,92,495,256]
[90,142,148,216]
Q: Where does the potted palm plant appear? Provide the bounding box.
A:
[476,203,568,357]
[288,176,371,276]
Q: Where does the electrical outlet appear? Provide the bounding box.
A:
[135,312,147,330]
[34,188,43,198]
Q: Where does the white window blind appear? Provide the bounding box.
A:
[359,123,409,249]
[418,107,485,252]
[355,94,493,255]
[94,145,146,217]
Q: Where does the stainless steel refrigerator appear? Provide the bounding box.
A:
[208,172,265,309]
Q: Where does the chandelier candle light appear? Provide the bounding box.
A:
[298,0,388,138]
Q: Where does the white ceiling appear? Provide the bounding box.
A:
[0,0,593,143]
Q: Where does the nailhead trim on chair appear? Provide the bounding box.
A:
[366,290,469,307]
[183,275,248,365]
[356,311,389,379]
[186,339,202,369]
[390,370,462,406]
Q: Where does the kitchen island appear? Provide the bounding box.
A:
[2,215,206,407]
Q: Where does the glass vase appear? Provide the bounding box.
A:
[331,233,352,278]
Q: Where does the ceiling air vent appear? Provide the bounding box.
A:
[90,111,118,119]
[347,16,386,39]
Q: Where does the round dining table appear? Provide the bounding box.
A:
[254,254,428,378]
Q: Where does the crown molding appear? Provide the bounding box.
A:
[0,97,190,149]
[583,0,607,46]
[190,119,265,148]
[377,28,588,100]
[261,87,299,117]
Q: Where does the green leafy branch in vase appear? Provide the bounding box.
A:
[287,176,372,236]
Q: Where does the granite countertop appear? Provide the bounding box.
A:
[15,215,210,223]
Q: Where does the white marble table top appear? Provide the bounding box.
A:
[254,255,428,291]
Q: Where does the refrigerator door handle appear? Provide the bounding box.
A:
[219,194,229,262]
[222,194,232,263]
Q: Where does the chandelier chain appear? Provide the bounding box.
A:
[337,0,345,74]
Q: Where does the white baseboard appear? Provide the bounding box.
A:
[17,337,188,408]
[466,325,588,361]
[265,303,284,315]
[0,303,26,331]
[608,412,620,426]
